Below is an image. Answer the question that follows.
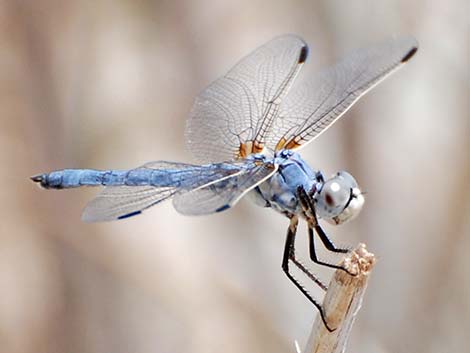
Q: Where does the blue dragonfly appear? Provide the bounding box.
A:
[32,34,418,330]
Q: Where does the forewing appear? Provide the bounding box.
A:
[269,37,418,151]
[81,161,244,222]
[186,35,308,163]
[173,160,277,215]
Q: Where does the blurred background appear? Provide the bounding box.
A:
[1,0,468,352]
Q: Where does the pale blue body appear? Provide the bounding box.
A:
[250,151,321,215]
[39,162,241,189]
[35,151,323,217]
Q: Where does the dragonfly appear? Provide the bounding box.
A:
[31,34,418,331]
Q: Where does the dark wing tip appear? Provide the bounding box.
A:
[298,45,309,63]
[117,210,142,220]
[401,46,418,63]
[215,204,230,213]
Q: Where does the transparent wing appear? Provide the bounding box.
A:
[186,34,308,163]
[82,161,246,222]
[81,159,273,222]
[173,160,277,215]
[269,36,418,151]
[82,185,175,222]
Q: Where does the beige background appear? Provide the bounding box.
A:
[0,0,468,352]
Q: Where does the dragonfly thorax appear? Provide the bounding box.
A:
[250,151,364,225]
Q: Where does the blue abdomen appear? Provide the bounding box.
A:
[31,169,165,189]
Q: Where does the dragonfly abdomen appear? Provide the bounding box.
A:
[30,168,174,189]
[31,169,126,189]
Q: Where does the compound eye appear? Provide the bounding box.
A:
[336,171,358,188]
[317,172,364,225]
[321,180,349,208]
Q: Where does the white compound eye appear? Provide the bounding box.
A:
[336,171,358,188]
[320,179,350,209]
[315,171,364,225]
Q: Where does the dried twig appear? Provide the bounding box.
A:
[303,243,376,353]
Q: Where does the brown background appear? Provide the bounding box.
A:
[0,0,468,352]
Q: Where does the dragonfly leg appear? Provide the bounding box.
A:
[297,186,355,275]
[282,215,335,332]
[283,216,327,290]
[308,226,351,273]
[313,222,349,253]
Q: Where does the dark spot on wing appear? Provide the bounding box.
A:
[118,211,142,220]
[215,204,230,213]
[401,47,418,63]
[298,45,309,63]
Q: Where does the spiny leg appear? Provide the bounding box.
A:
[308,225,348,272]
[305,188,350,254]
[313,222,349,254]
[284,216,328,291]
[282,215,335,332]
[289,255,328,292]
[282,216,326,289]
[297,185,354,274]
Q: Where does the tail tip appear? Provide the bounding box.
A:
[30,174,43,183]
[30,174,48,188]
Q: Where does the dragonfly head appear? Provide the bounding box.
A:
[315,171,364,225]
